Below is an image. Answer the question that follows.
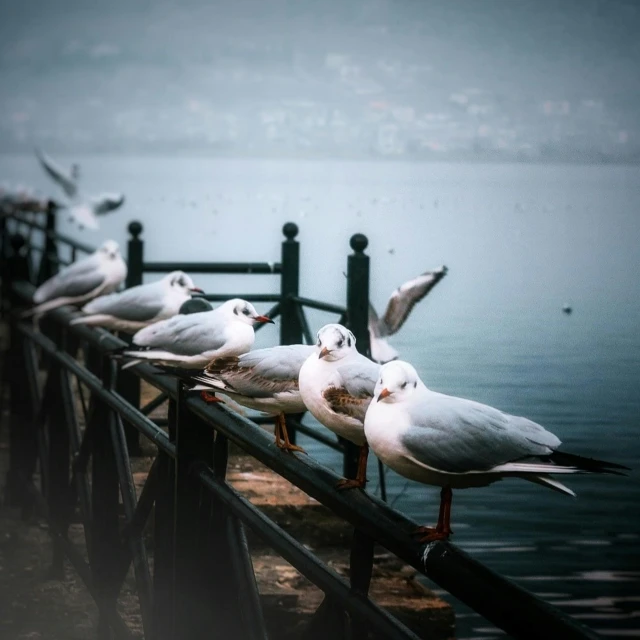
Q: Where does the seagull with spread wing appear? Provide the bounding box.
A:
[36,148,125,231]
[23,240,127,317]
[298,323,380,489]
[369,265,448,364]
[365,360,629,543]
[71,271,203,333]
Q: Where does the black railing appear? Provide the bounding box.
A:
[1,207,604,640]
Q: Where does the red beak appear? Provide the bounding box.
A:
[319,347,331,359]
[189,287,204,294]
[254,315,275,324]
[377,388,392,402]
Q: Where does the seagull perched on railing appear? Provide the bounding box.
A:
[70,271,203,333]
[365,360,629,543]
[369,265,448,364]
[23,240,127,318]
[184,344,316,453]
[298,323,380,489]
[36,148,124,231]
[114,298,274,369]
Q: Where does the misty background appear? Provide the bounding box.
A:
[2,0,640,162]
[2,2,639,638]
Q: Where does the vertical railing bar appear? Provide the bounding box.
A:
[59,367,94,554]
[111,413,153,637]
[294,302,314,345]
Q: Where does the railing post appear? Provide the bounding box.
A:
[173,385,216,640]
[117,220,144,455]
[36,200,59,286]
[344,233,371,479]
[4,234,37,507]
[280,222,302,445]
[88,351,122,640]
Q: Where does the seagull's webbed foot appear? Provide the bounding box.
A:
[414,487,454,543]
[200,391,223,404]
[335,477,367,490]
[412,525,452,543]
[274,413,306,454]
[335,444,369,490]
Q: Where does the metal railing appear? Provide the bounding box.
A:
[1,208,602,640]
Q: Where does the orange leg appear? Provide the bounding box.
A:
[274,413,306,454]
[336,444,368,490]
[414,487,453,543]
[200,391,223,403]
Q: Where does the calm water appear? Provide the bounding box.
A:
[3,156,640,638]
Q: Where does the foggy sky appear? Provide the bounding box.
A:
[1,0,639,158]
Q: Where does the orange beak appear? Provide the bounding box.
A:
[254,315,275,324]
[319,347,331,359]
[377,388,392,402]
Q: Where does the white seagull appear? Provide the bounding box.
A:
[115,298,274,369]
[298,323,380,489]
[70,271,203,333]
[187,344,316,453]
[36,148,125,231]
[365,360,629,542]
[369,265,448,364]
[24,240,127,317]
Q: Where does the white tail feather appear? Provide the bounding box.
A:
[527,475,577,497]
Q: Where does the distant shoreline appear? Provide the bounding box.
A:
[1,150,639,167]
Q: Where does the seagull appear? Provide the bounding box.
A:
[187,344,316,453]
[298,323,380,489]
[70,271,203,333]
[36,148,125,231]
[365,360,629,543]
[115,298,274,369]
[23,240,127,318]
[368,265,448,364]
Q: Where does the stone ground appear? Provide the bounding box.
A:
[0,319,454,639]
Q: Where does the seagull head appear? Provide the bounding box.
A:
[166,271,203,296]
[375,360,421,403]
[316,324,357,362]
[98,240,121,260]
[220,298,274,326]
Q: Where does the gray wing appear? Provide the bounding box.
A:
[379,266,448,336]
[94,193,125,215]
[36,149,77,198]
[33,256,105,303]
[205,344,314,398]
[133,311,225,355]
[323,356,380,422]
[82,281,164,321]
[401,392,561,473]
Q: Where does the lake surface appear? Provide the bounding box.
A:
[3,155,639,638]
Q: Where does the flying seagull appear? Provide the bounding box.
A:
[71,271,203,333]
[24,240,127,317]
[36,148,125,231]
[369,265,448,364]
[365,360,629,543]
[298,323,380,489]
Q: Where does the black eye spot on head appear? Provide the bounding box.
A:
[337,338,344,348]
[233,307,239,315]
[347,336,351,347]
[401,381,408,389]
[242,307,250,315]
[414,382,417,388]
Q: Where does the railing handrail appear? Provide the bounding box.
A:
[143,261,282,275]
[7,278,601,640]
[5,212,97,255]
